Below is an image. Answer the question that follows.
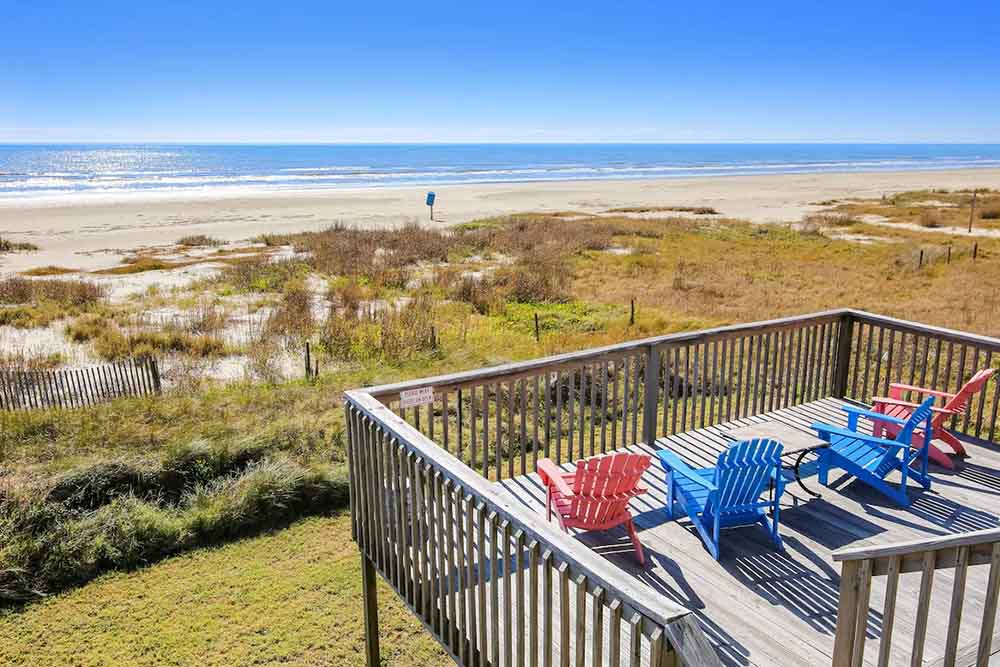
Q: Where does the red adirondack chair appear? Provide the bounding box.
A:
[537,453,651,565]
[870,368,995,469]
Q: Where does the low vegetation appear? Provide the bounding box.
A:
[0,277,108,328]
[607,205,719,215]
[65,314,228,360]
[95,256,180,275]
[20,266,78,276]
[0,436,347,601]
[177,234,225,247]
[0,515,448,666]
[0,237,38,253]
[823,188,1000,230]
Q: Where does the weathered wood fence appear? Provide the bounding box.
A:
[0,357,161,411]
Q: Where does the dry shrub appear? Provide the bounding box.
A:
[918,210,944,228]
[672,260,693,291]
[494,253,570,303]
[0,349,64,371]
[607,205,718,215]
[97,256,176,275]
[980,207,1000,220]
[67,315,226,360]
[266,281,314,340]
[299,223,451,279]
[319,292,438,362]
[188,302,227,335]
[177,235,224,247]
[451,275,505,315]
[0,277,106,306]
[224,258,308,293]
[244,340,284,384]
[378,293,437,360]
[0,237,39,253]
[328,279,366,316]
[803,213,860,228]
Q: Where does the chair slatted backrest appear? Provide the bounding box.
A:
[941,368,995,419]
[570,453,650,527]
[708,439,783,517]
[874,397,936,477]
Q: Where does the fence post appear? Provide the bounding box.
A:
[150,357,162,394]
[833,313,855,399]
[642,344,662,445]
[361,553,381,667]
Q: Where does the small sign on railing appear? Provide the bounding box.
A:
[399,386,434,409]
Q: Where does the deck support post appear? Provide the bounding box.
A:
[642,344,663,445]
[361,553,381,667]
[833,313,855,399]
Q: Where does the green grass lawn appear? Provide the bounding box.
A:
[0,514,449,666]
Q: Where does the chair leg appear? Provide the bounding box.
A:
[938,430,967,457]
[666,472,676,519]
[927,443,954,470]
[770,503,783,551]
[625,518,645,566]
[711,513,721,561]
[546,486,552,523]
[818,451,830,487]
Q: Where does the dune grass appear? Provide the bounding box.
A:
[20,266,78,276]
[0,514,449,667]
[825,188,1000,230]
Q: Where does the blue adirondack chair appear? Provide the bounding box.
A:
[811,397,935,507]
[656,439,785,560]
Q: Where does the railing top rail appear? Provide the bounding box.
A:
[833,527,1000,563]
[346,387,694,629]
[847,309,1000,351]
[364,309,849,400]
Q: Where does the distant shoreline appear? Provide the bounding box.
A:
[2,167,999,276]
[3,163,1000,210]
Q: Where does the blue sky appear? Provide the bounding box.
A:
[3,1,999,143]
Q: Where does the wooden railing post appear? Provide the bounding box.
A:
[642,344,663,445]
[833,313,855,399]
[831,559,862,667]
[361,552,381,667]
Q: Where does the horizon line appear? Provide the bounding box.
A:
[3,140,1000,146]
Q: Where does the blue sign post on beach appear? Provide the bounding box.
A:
[426,191,436,220]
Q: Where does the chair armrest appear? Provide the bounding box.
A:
[842,405,909,427]
[537,459,575,497]
[811,423,910,449]
[872,396,959,416]
[888,383,956,401]
[655,449,717,492]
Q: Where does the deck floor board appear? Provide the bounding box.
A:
[495,397,1000,667]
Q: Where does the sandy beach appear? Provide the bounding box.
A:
[2,168,999,275]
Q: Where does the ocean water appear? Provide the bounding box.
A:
[1,143,999,202]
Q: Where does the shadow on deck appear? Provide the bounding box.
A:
[496,397,1000,667]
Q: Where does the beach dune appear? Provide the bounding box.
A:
[2,168,999,275]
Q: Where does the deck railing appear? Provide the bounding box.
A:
[831,528,1000,667]
[841,312,1000,444]
[346,390,720,667]
[346,309,1000,666]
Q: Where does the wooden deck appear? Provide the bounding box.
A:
[496,397,1000,667]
